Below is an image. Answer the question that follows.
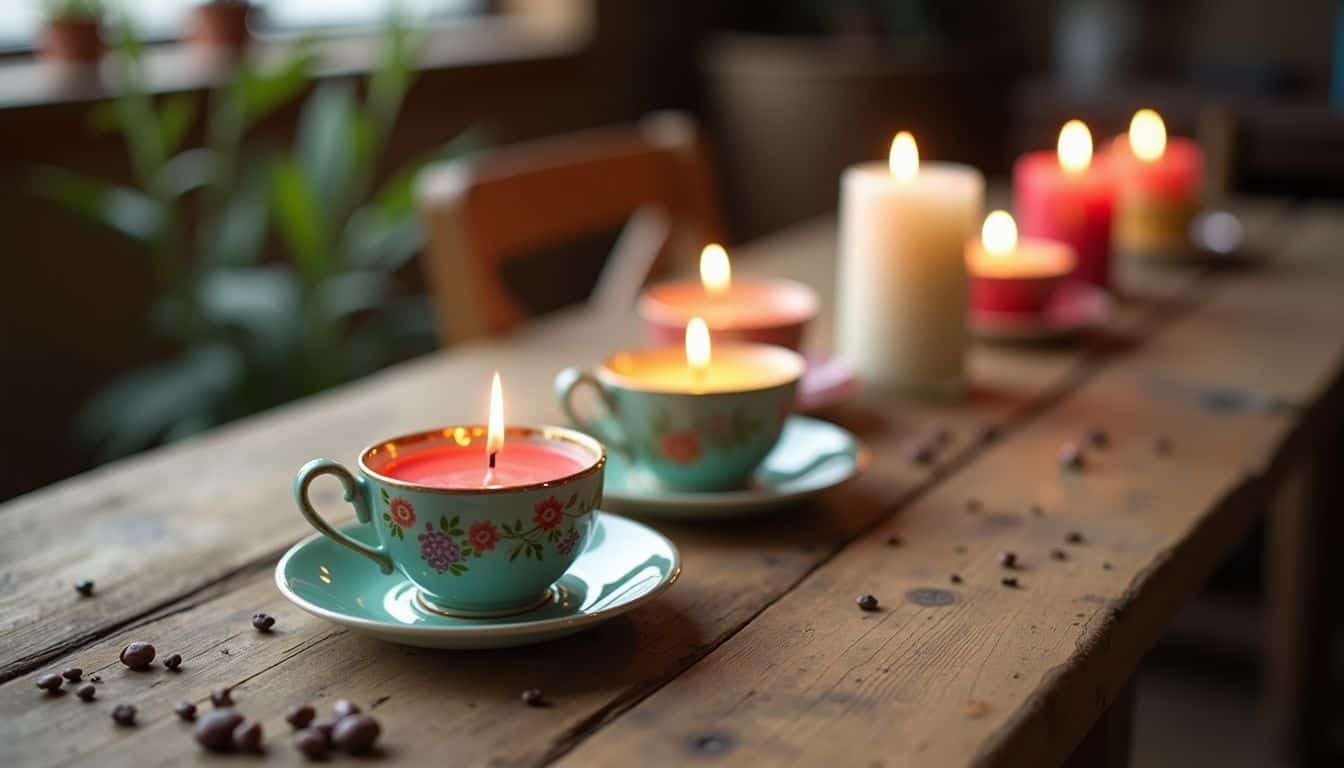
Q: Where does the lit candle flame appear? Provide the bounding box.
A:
[1128,108,1166,162]
[699,244,731,294]
[981,210,1018,256]
[685,317,711,371]
[1057,119,1092,174]
[888,131,919,182]
[486,371,503,465]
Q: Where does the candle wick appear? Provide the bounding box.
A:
[488,451,497,469]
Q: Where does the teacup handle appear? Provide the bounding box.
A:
[294,458,394,574]
[554,367,630,454]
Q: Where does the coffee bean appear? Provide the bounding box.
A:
[174,701,197,721]
[331,714,380,754]
[979,424,1001,443]
[62,667,82,682]
[520,688,545,707]
[285,704,316,729]
[312,719,338,741]
[36,673,63,692]
[905,442,936,465]
[1103,562,1114,571]
[1087,428,1109,449]
[997,551,1018,569]
[332,698,360,719]
[1000,577,1020,589]
[883,534,903,548]
[111,704,137,726]
[1058,443,1085,470]
[966,498,982,513]
[1065,531,1085,545]
[1030,504,1045,517]
[234,720,264,753]
[89,675,101,683]
[210,688,233,708]
[1154,434,1173,455]
[856,594,879,611]
[1050,548,1068,561]
[194,709,244,752]
[295,729,329,759]
[163,653,182,671]
[932,427,953,447]
[74,579,94,597]
[119,642,155,670]
[251,612,276,632]
[949,574,963,585]
[77,684,96,701]
[953,545,967,554]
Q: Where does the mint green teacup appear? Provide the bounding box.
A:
[555,343,804,491]
[294,426,604,618]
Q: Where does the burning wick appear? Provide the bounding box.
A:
[486,371,504,481]
[686,317,711,387]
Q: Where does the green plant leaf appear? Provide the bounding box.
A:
[203,151,274,267]
[296,80,357,218]
[270,159,327,282]
[30,166,164,244]
[154,148,218,200]
[197,266,303,362]
[158,94,198,156]
[234,48,317,130]
[312,271,394,327]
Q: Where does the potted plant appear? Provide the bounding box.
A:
[39,0,105,64]
[186,0,255,52]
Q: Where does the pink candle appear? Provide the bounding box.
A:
[1013,120,1116,289]
[1107,110,1203,259]
[967,211,1076,314]
[383,437,591,489]
[639,245,818,351]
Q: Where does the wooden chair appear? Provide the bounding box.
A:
[417,111,725,345]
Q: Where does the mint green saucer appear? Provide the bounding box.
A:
[602,416,868,519]
[275,513,679,649]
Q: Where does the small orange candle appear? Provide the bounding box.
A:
[1108,109,1204,259]
[967,211,1076,314]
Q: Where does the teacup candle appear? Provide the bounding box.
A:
[294,373,605,618]
[1109,109,1204,260]
[555,318,804,491]
[639,244,820,351]
[967,210,1076,314]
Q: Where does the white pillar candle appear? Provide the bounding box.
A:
[836,132,984,398]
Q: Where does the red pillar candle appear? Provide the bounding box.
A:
[1013,119,1116,289]
[1108,109,1204,260]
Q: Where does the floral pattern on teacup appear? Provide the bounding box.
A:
[651,407,763,463]
[396,489,601,576]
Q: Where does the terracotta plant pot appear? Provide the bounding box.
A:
[39,18,104,64]
[187,3,253,51]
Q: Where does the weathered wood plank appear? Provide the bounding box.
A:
[0,200,1294,768]
[548,204,1344,768]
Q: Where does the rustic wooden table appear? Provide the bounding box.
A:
[3,198,1341,767]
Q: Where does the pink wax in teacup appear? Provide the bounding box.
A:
[967,211,1076,315]
[638,244,819,351]
[382,433,593,489]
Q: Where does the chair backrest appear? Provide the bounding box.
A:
[417,111,725,345]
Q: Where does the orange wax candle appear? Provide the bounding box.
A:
[1108,109,1204,259]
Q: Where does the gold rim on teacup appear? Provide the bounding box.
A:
[359,424,606,495]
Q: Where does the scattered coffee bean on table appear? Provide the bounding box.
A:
[520,688,545,707]
[954,545,967,554]
[1030,504,1045,517]
[1000,577,1020,589]
[1050,548,1068,561]
[77,684,96,701]
[1103,562,1114,571]
[111,704,137,726]
[905,442,935,465]
[884,534,903,548]
[979,424,1001,443]
[285,704,316,729]
[210,688,233,708]
[331,714,380,754]
[175,701,198,721]
[89,675,101,683]
[1057,443,1085,470]
[234,720,264,753]
[62,667,82,682]
[74,579,94,597]
[163,653,182,671]
[251,612,276,632]
[1154,434,1173,455]
[312,719,338,740]
[966,498,982,513]
[332,699,360,719]
[1065,531,1085,545]
[119,642,155,670]
[36,673,63,692]
[949,574,963,585]
[997,551,1017,569]
[856,594,879,611]
[1087,428,1109,449]
[195,710,244,752]
[295,729,329,759]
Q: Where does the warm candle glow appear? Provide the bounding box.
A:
[685,317,711,371]
[981,210,1018,256]
[1129,109,1167,162]
[1057,119,1093,174]
[888,131,919,182]
[486,371,504,462]
[699,244,731,294]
